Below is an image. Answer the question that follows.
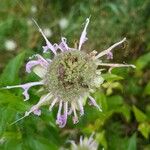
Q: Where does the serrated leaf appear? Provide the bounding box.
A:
[117,105,131,122]
[127,133,136,150]
[135,52,150,70]
[138,122,150,139]
[94,91,108,111]
[96,131,107,149]
[0,91,28,111]
[102,73,123,82]
[0,52,26,86]
[107,95,124,110]
[144,82,150,96]
[133,106,148,123]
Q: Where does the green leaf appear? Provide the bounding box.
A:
[0,52,26,86]
[118,105,131,122]
[96,131,107,149]
[127,133,136,150]
[25,135,58,150]
[133,106,148,122]
[144,81,150,96]
[138,122,150,139]
[107,95,124,110]
[102,73,123,82]
[0,91,28,111]
[94,91,108,111]
[135,52,150,70]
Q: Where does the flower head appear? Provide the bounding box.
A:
[70,133,99,150]
[4,39,17,51]
[4,18,135,127]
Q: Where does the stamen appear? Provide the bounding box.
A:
[26,54,49,73]
[49,97,58,111]
[97,62,136,73]
[10,93,52,125]
[72,105,79,124]
[78,98,84,116]
[4,81,44,101]
[95,38,126,59]
[88,132,95,145]
[79,18,90,50]
[57,100,63,118]
[88,96,102,111]
[80,136,83,145]
[32,18,56,55]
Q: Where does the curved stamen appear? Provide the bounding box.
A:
[88,96,102,111]
[26,54,49,73]
[4,81,44,101]
[72,105,79,124]
[78,98,84,116]
[95,38,126,59]
[97,62,136,73]
[32,18,56,55]
[79,18,90,50]
[49,97,58,111]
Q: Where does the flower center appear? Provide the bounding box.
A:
[45,50,97,101]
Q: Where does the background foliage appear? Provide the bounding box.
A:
[0,0,150,149]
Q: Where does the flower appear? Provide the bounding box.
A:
[4,40,17,51]
[4,18,135,128]
[70,133,99,150]
[59,18,69,29]
[31,6,37,14]
[43,28,53,38]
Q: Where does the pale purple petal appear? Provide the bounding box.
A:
[49,97,58,111]
[53,43,59,51]
[96,62,136,70]
[68,108,72,115]
[56,101,68,128]
[72,105,79,124]
[25,93,52,116]
[56,115,66,128]
[106,51,113,59]
[88,133,95,145]
[42,46,49,53]
[78,18,90,50]
[26,54,49,73]
[32,19,56,54]
[5,81,44,101]
[88,96,102,111]
[58,37,69,51]
[26,60,40,73]
[78,98,84,116]
[33,109,41,116]
[95,38,126,59]
[56,100,63,126]
[73,116,79,124]
[80,136,83,145]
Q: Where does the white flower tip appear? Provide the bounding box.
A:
[73,117,79,124]
[131,65,136,68]
[33,109,41,116]
[98,107,102,112]
[24,98,29,101]
[5,40,17,51]
[59,18,69,29]
[2,86,11,89]
[86,18,90,23]
[80,111,84,116]
[123,37,127,41]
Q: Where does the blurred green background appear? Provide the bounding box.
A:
[0,0,150,149]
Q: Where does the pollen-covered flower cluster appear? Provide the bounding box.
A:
[5,18,135,127]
